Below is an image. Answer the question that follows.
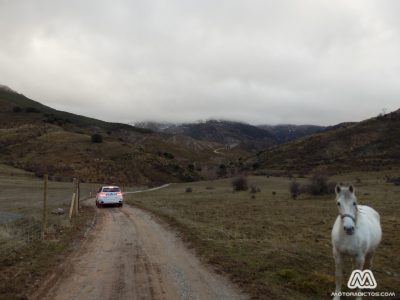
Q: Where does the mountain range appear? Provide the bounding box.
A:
[133,121,326,149]
[1,84,399,183]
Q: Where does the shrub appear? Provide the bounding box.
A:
[305,173,336,195]
[91,133,103,143]
[308,173,330,195]
[44,113,71,126]
[163,152,174,159]
[25,107,41,113]
[327,181,337,193]
[217,164,227,177]
[232,176,248,191]
[185,187,193,193]
[34,169,45,178]
[13,106,22,112]
[289,181,301,199]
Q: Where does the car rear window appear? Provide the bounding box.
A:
[102,187,121,192]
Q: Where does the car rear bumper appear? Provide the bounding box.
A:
[97,198,123,204]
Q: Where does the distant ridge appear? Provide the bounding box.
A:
[134,120,326,146]
[134,119,276,151]
[257,124,325,143]
[247,108,400,172]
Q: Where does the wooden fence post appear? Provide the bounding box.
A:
[42,174,48,238]
[75,178,80,215]
[69,178,77,220]
[69,192,75,220]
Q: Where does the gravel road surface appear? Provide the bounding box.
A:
[34,199,246,300]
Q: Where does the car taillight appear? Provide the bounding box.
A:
[99,192,107,197]
[117,192,123,197]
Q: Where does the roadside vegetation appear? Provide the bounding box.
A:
[126,173,400,299]
[0,164,98,300]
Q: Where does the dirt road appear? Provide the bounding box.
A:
[35,200,246,300]
[124,184,170,194]
[213,147,226,155]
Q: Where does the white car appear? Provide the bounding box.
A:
[96,186,123,207]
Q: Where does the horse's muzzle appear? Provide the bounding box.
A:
[344,226,355,235]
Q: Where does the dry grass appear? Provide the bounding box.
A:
[0,164,98,299]
[0,202,95,300]
[0,165,98,222]
[126,173,400,299]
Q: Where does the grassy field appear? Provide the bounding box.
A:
[0,163,100,254]
[126,173,400,299]
[0,164,97,222]
[0,164,99,299]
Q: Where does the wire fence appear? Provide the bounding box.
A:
[0,174,98,257]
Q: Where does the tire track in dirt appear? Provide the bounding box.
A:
[33,200,247,300]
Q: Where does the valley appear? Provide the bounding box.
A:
[0,86,399,299]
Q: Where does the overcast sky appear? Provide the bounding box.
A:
[1,0,399,125]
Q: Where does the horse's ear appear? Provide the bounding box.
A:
[335,185,341,195]
[349,185,355,194]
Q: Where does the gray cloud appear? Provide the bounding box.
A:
[0,0,399,125]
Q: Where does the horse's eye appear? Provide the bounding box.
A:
[353,202,356,206]
[337,202,341,206]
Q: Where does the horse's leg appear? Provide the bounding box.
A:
[333,249,343,300]
[364,252,374,270]
[354,252,365,269]
[354,253,366,300]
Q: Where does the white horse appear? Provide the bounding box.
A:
[331,185,382,300]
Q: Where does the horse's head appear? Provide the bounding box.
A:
[335,185,358,235]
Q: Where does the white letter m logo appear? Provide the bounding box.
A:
[347,270,377,289]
